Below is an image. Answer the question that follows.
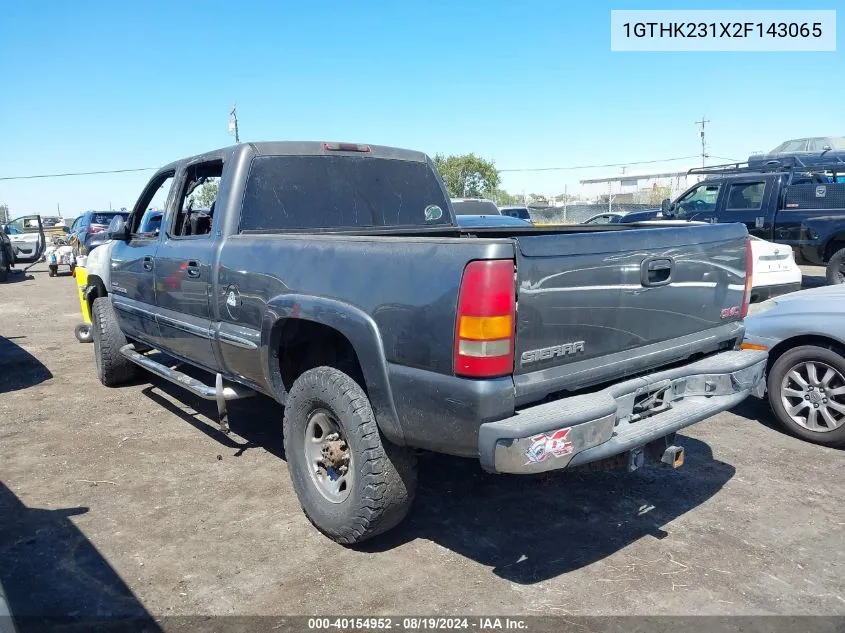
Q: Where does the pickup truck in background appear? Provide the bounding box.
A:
[91,141,767,544]
[661,151,845,285]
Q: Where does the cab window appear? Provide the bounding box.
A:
[725,182,765,211]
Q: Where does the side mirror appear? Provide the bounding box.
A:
[107,216,129,241]
[660,198,672,214]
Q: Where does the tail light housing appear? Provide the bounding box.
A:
[454,260,515,378]
[741,237,753,318]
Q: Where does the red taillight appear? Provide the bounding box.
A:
[322,142,371,153]
[454,260,515,378]
[741,237,753,318]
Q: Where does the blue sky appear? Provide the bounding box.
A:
[1,0,841,216]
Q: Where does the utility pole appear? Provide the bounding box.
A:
[695,116,710,167]
[229,103,240,143]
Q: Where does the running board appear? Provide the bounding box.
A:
[119,344,255,434]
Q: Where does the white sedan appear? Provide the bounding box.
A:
[748,235,802,303]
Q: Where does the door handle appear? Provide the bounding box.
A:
[186,260,201,279]
[142,256,153,271]
[641,257,673,287]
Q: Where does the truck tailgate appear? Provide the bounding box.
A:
[513,223,748,398]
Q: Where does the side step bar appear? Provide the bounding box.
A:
[119,344,254,434]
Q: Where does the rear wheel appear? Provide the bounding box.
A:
[91,297,137,386]
[826,247,845,285]
[283,366,417,544]
[767,345,845,447]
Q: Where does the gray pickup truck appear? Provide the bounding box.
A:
[88,141,767,544]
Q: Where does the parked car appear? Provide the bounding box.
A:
[450,198,500,216]
[748,236,803,302]
[743,285,845,446]
[583,212,626,224]
[661,152,845,284]
[499,205,532,222]
[583,209,665,225]
[68,210,130,256]
[455,215,532,228]
[758,136,845,160]
[0,218,46,281]
[91,140,766,544]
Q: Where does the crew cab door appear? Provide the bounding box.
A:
[152,160,223,372]
[110,171,176,346]
[714,176,778,239]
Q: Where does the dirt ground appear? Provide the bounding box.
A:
[1,263,843,622]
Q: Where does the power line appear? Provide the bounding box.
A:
[498,155,699,173]
[0,166,158,182]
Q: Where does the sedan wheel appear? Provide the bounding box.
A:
[780,361,845,431]
[768,345,845,446]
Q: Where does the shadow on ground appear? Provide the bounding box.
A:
[0,336,52,395]
[138,368,285,461]
[363,436,734,583]
[1,271,35,284]
[133,368,734,585]
[0,483,162,632]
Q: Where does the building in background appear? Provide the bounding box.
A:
[578,166,702,204]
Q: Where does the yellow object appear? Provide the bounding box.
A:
[75,265,91,325]
[458,315,513,340]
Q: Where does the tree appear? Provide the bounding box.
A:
[645,184,672,205]
[0,204,9,225]
[190,180,219,209]
[433,153,500,199]
[490,188,521,205]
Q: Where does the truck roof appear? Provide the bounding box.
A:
[159,141,429,172]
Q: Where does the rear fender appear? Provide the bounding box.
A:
[262,294,405,445]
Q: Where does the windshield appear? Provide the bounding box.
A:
[451,199,500,216]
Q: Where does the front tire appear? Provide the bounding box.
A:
[91,297,137,386]
[283,366,417,544]
[767,345,845,447]
[826,247,845,285]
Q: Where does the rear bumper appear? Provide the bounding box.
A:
[478,349,768,474]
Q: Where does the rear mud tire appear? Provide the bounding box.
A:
[283,366,417,545]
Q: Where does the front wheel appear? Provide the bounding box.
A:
[283,366,417,544]
[91,297,137,386]
[767,345,845,447]
[826,247,845,285]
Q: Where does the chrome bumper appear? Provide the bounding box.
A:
[478,350,768,474]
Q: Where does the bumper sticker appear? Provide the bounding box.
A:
[524,429,574,465]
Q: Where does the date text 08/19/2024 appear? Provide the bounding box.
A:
[307,617,528,631]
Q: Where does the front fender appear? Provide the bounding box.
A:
[262,294,405,445]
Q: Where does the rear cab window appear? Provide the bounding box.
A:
[239,155,451,231]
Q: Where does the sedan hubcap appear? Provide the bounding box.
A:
[781,361,845,432]
[304,409,352,503]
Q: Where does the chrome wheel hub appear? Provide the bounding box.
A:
[781,361,845,432]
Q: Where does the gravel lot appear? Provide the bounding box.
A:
[1,264,843,622]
